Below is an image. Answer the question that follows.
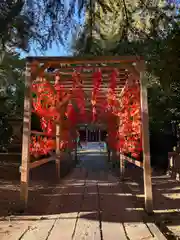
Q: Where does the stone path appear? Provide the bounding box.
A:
[0,152,166,240]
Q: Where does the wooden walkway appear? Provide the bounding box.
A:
[0,152,166,240]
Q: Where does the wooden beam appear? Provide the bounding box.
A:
[57,71,128,76]
[44,67,129,72]
[31,62,50,78]
[20,62,32,208]
[139,66,153,214]
[168,151,178,158]
[124,155,143,168]
[55,123,61,179]
[74,134,78,163]
[27,56,143,64]
[30,156,55,169]
[0,152,21,155]
[48,78,127,83]
[31,130,55,137]
[120,154,125,181]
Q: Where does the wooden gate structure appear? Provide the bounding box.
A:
[20,56,153,214]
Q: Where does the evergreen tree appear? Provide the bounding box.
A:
[72,0,178,54]
[2,0,177,51]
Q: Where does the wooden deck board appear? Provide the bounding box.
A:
[1,221,33,240]
[21,219,56,240]
[124,222,153,240]
[101,221,127,240]
[73,172,101,240]
[98,173,128,240]
[18,168,86,240]
[0,152,167,240]
[47,168,87,240]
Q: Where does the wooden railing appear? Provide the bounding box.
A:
[167,147,180,181]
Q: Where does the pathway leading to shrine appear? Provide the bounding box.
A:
[0,149,166,240]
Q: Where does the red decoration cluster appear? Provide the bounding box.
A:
[91,70,102,121]
[107,70,117,103]
[30,136,55,157]
[30,68,142,161]
[30,72,86,157]
[118,76,142,159]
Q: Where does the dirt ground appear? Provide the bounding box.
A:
[0,156,73,217]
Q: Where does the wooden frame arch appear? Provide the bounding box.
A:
[20,56,153,214]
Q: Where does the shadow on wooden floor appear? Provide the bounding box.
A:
[0,152,179,236]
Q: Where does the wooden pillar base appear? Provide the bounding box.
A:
[56,156,60,179]
[56,123,61,180]
[20,181,29,209]
[120,153,125,181]
[74,137,78,164]
[143,163,153,214]
[108,150,110,162]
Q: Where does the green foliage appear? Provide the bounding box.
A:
[0,51,25,116]
[72,0,178,54]
[72,1,180,160]
[1,0,178,51]
[0,1,36,50]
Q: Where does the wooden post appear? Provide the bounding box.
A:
[139,66,153,214]
[108,146,112,162]
[98,129,101,142]
[74,129,78,163]
[120,153,125,181]
[118,115,125,180]
[20,62,32,208]
[86,126,88,144]
[75,139,78,162]
[56,123,61,179]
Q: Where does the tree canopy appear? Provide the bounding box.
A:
[0,0,180,161]
[71,0,180,163]
[1,0,179,51]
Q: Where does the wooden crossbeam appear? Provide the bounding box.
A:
[123,154,143,168]
[27,56,143,64]
[46,67,129,72]
[31,130,55,137]
[30,156,55,169]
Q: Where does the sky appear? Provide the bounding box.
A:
[19,0,179,58]
[19,40,71,59]
[26,44,69,57]
[20,0,81,58]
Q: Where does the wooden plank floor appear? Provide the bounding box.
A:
[0,152,166,240]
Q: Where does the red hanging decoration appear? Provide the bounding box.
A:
[30,74,78,157]
[72,71,86,117]
[107,69,118,111]
[91,69,102,122]
[118,76,142,160]
[66,103,77,127]
[30,66,142,161]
